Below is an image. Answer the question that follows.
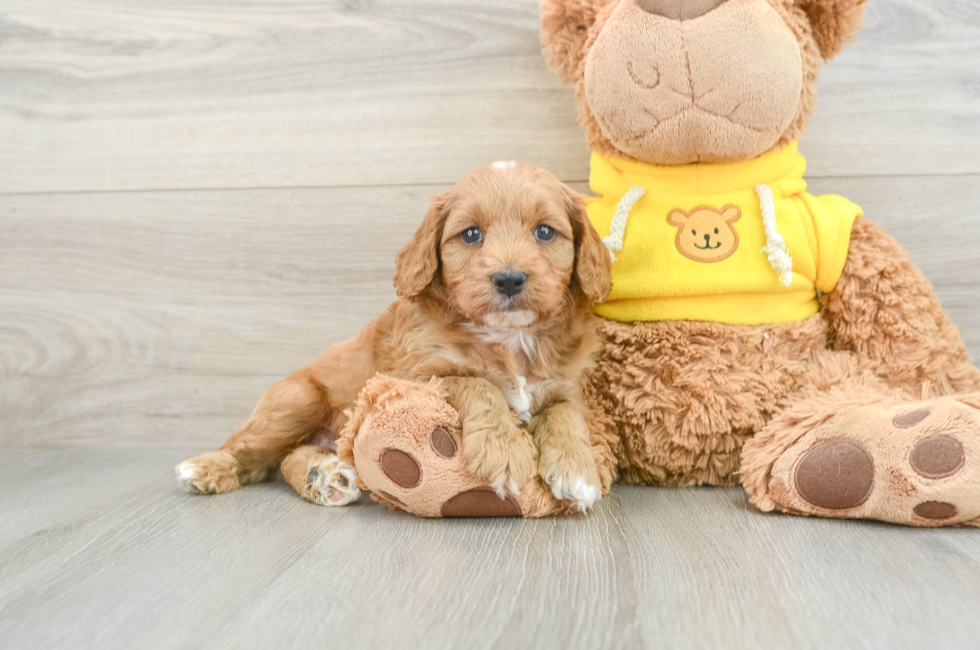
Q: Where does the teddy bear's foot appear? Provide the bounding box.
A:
[746,393,980,527]
[337,375,566,518]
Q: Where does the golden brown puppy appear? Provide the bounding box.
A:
[176,161,613,512]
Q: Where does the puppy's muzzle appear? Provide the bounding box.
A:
[492,269,527,298]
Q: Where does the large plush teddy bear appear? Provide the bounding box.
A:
[344,0,980,526]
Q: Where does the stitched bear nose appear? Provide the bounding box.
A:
[637,0,728,20]
[493,270,527,298]
[704,234,712,243]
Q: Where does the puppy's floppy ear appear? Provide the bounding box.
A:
[797,0,869,60]
[394,192,450,299]
[541,0,608,84]
[563,183,612,303]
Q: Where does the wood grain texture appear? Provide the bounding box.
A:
[1,175,978,449]
[2,0,980,194]
[1,449,979,650]
[1,1,978,647]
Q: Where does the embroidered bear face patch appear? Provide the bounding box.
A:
[667,205,742,262]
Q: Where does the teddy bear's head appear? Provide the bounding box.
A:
[541,0,868,165]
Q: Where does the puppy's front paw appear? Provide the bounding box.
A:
[175,451,241,495]
[538,450,602,513]
[305,456,361,507]
[463,423,537,499]
[546,474,601,512]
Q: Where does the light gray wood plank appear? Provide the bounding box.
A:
[1,175,978,448]
[1,0,979,194]
[1,449,979,650]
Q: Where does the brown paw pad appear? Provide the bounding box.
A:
[914,501,958,520]
[795,439,874,510]
[379,448,422,489]
[429,427,458,459]
[440,487,522,518]
[910,435,965,479]
[893,407,931,429]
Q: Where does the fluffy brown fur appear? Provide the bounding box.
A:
[177,162,612,511]
[543,0,980,526]
[584,204,980,525]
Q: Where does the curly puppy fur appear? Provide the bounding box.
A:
[177,162,612,512]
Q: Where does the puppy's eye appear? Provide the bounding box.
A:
[461,227,483,245]
[534,224,556,242]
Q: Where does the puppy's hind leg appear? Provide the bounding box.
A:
[177,370,331,495]
[281,446,360,507]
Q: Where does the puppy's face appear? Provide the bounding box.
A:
[439,163,577,327]
[394,162,611,328]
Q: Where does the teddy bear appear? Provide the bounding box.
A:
[342,0,980,526]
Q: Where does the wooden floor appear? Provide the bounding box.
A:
[1,1,979,648]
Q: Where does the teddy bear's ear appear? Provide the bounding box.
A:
[797,0,870,61]
[541,0,608,83]
[667,209,689,227]
[722,205,742,223]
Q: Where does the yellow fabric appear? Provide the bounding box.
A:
[587,142,862,325]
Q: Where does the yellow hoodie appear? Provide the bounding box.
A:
[587,142,862,325]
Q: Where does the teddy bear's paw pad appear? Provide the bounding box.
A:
[909,435,965,479]
[306,456,360,507]
[441,487,523,517]
[379,448,422,489]
[429,427,459,459]
[768,397,980,526]
[794,440,874,511]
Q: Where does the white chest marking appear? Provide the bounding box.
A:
[508,375,533,424]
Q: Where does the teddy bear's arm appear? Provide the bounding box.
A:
[821,219,980,396]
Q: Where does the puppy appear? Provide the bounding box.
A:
[176,161,612,512]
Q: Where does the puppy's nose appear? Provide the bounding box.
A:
[493,270,527,298]
[637,0,727,20]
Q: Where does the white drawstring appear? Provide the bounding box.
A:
[603,186,646,263]
[756,183,794,287]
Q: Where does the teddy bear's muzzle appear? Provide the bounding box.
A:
[637,0,728,21]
